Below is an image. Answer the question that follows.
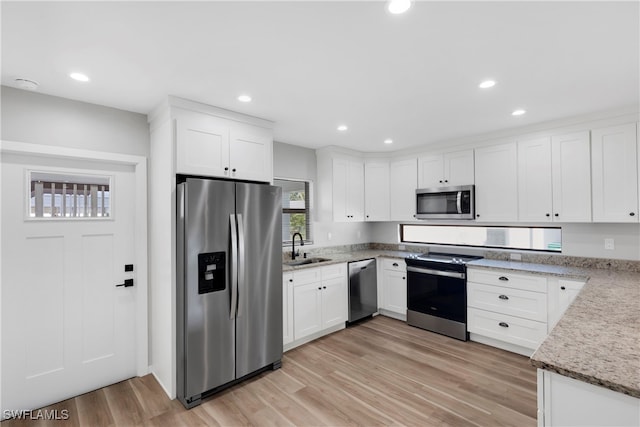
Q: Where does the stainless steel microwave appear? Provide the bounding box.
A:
[415,185,475,220]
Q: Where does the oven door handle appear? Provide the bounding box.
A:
[407,266,466,279]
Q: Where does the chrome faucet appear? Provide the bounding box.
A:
[291,232,304,260]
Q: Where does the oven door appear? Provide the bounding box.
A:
[406,266,467,323]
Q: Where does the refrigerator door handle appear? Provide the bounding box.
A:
[236,213,246,318]
[229,214,238,319]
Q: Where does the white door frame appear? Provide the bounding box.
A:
[0,140,149,408]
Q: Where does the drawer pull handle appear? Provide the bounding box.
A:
[498,276,509,281]
[498,294,509,300]
[560,286,566,290]
[393,263,399,267]
[498,322,509,328]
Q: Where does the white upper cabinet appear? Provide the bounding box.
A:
[551,131,592,222]
[333,158,365,222]
[418,150,474,188]
[390,158,418,221]
[591,123,638,222]
[229,125,273,182]
[364,160,390,221]
[176,111,273,182]
[417,155,443,188]
[474,143,518,222]
[518,137,553,222]
[176,114,230,178]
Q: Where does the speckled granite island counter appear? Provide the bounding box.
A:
[468,258,640,399]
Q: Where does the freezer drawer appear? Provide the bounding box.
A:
[348,259,377,323]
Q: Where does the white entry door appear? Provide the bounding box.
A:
[1,152,138,412]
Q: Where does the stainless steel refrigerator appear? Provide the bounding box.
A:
[176,178,282,408]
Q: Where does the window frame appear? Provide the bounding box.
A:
[399,223,562,253]
[25,169,114,221]
[274,177,314,245]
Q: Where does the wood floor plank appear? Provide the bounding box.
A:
[2,316,537,427]
[74,389,114,426]
[103,380,146,426]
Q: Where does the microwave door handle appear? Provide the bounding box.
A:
[456,192,462,214]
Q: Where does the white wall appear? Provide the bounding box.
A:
[369,222,640,261]
[561,223,640,260]
[274,141,371,249]
[1,86,149,157]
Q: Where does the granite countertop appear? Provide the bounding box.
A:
[282,249,413,272]
[468,259,640,399]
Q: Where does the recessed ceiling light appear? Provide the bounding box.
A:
[337,125,348,132]
[388,0,412,14]
[69,72,89,82]
[479,80,496,89]
[237,94,252,103]
[384,139,393,144]
[14,78,39,90]
[512,109,526,116]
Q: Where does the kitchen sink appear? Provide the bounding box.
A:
[284,257,331,267]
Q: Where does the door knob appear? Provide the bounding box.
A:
[116,279,134,288]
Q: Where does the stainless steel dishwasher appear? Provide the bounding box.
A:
[348,259,377,324]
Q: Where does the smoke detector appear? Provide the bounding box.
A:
[15,78,39,91]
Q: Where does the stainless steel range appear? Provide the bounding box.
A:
[405,252,483,341]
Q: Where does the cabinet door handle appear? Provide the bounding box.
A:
[289,279,293,282]
[402,277,406,280]
[318,287,322,290]
[498,276,509,281]
[232,168,236,173]
[224,167,229,172]
[444,180,448,183]
[498,294,509,300]
[630,212,636,216]
[498,322,509,328]
[323,286,326,289]
[393,262,399,267]
[554,213,559,217]
[439,180,443,183]
[545,213,550,217]
[560,286,566,290]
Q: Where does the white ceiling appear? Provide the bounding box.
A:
[2,1,639,152]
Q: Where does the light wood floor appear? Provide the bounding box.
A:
[3,316,537,426]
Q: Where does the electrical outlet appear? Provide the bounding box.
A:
[604,238,615,250]
[510,253,522,261]
[398,244,406,250]
[327,232,332,241]
[357,230,361,239]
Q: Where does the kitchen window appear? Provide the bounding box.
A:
[400,224,562,252]
[275,178,313,244]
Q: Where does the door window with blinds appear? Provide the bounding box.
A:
[275,178,312,244]
[27,171,112,219]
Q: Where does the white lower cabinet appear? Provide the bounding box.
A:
[468,268,590,357]
[283,272,294,346]
[538,369,640,427]
[467,268,548,356]
[290,263,348,345]
[468,308,548,350]
[547,278,585,330]
[293,282,324,339]
[379,258,407,320]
